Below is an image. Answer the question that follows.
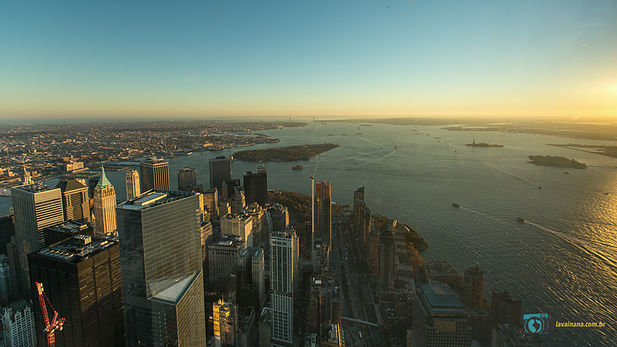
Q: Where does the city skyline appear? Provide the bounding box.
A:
[1,0,616,119]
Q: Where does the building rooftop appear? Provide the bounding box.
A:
[241,246,264,259]
[96,166,112,188]
[119,190,197,210]
[45,220,90,233]
[425,259,461,275]
[420,280,465,309]
[56,179,87,192]
[210,236,245,249]
[150,271,199,304]
[34,235,118,263]
[11,183,58,194]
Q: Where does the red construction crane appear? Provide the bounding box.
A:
[35,282,65,347]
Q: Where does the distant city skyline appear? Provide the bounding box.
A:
[1,0,616,119]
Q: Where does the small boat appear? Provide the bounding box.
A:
[292,165,304,170]
[516,217,526,224]
[452,203,460,208]
[394,146,398,150]
[538,186,542,190]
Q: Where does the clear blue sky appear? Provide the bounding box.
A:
[0,0,616,118]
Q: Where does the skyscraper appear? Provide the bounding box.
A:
[270,229,299,346]
[212,298,237,347]
[93,166,117,237]
[353,186,364,233]
[140,158,170,191]
[269,203,289,233]
[56,179,90,222]
[378,229,395,289]
[315,181,332,249]
[28,235,124,346]
[178,167,198,191]
[207,236,246,292]
[410,280,472,347]
[463,264,485,310]
[209,156,233,190]
[221,212,254,247]
[0,255,9,303]
[244,169,268,205]
[117,190,206,346]
[125,169,140,201]
[203,188,219,219]
[11,184,64,297]
[233,186,247,213]
[1,300,36,347]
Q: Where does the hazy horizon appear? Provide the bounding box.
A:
[1,0,616,119]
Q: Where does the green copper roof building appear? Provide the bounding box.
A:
[96,166,112,189]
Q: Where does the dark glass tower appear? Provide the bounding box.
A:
[117,190,206,346]
[243,168,268,205]
[28,235,124,346]
[209,156,232,190]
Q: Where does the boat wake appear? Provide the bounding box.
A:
[526,221,617,270]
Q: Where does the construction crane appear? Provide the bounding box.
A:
[36,282,65,347]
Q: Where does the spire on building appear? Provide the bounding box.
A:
[96,166,112,188]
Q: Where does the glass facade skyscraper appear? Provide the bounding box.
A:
[117,191,206,346]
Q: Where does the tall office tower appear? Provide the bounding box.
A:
[463,264,485,310]
[93,167,117,237]
[207,236,246,292]
[232,186,247,213]
[221,212,254,247]
[6,237,20,301]
[360,205,371,250]
[269,203,289,232]
[241,246,266,307]
[203,188,219,219]
[209,156,233,190]
[244,169,268,205]
[200,221,213,262]
[378,230,395,289]
[212,298,237,347]
[1,300,36,347]
[353,186,364,233]
[410,281,471,347]
[245,203,267,248]
[367,225,380,276]
[0,213,15,256]
[140,157,170,191]
[258,307,272,347]
[0,254,9,303]
[11,184,64,297]
[270,229,299,346]
[56,179,90,222]
[222,179,241,201]
[315,181,332,249]
[219,200,232,217]
[117,191,206,346]
[125,169,140,201]
[490,290,522,327]
[28,235,124,346]
[178,167,198,191]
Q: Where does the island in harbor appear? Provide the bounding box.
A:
[465,138,503,148]
[528,155,587,169]
[234,143,339,162]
